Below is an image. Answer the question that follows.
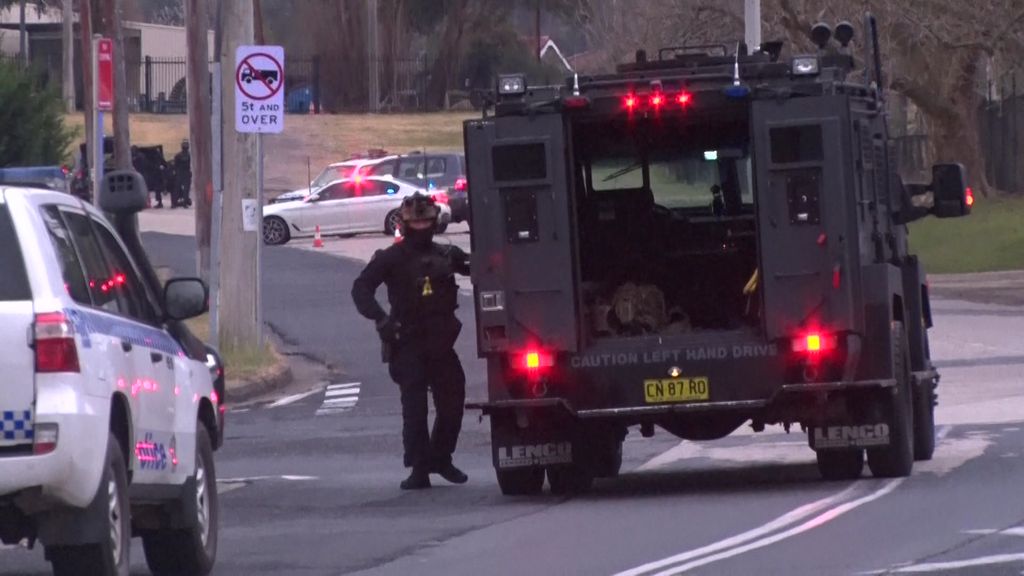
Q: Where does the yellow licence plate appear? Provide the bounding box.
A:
[644,378,710,403]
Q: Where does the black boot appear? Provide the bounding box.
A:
[400,467,431,490]
[433,462,468,485]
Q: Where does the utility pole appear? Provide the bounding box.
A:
[218,0,259,353]
[98,0,131,170]
[367,0,379,112]
[744,0,762,51]
[62,0,75,113]
[185,0,213,279]
[79,0,95,171]
[18,0,26,66]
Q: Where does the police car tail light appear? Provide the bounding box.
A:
[792,331,838,355]
[453,177,467,192]
[431,191,450,205]
[33,423,59,455]
[34,312,80,373]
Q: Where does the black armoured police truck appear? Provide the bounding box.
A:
[464,16,972,495]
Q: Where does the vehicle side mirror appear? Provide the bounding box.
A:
[99,170,148,215]
[930,163,972,218]
[164,277,209,321]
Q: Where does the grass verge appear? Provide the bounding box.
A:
[909,193,1024,274]
[184,313,279,383]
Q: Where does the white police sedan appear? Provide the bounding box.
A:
[261,175,452,245]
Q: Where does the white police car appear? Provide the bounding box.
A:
[0,175,220,576]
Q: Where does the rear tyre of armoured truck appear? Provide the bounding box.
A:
[912,371,936,461]
[866,321,915,478]
[547,465,594,495]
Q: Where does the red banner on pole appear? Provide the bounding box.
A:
[97,38,113,111]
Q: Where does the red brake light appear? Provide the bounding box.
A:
[35,312,80,373]
[965,187,975,207]
[516,349,554,372]
[677,91,692,106]
[792,331,838,354]
[454,177,467,192]
[431,191,450,205]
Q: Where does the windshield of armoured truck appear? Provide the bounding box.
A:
[589,149,753,210]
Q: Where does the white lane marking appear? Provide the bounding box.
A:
[964,527,1024,538]
[268,387,325,408]
[325,388,360,398]
[316,382,361,416]
[614,484,860,576]
[884,553,1024,573]
[647,479,905,575]
[217,475,318,483]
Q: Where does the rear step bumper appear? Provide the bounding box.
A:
[467,377,899,419]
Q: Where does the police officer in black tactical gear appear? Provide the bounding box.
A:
[172,140,192,208]
[351,193,471,490]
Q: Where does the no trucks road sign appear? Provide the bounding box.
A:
[235,45,285,134]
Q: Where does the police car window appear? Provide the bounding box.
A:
[317,183,350,201]
[425,157,447,178]
[398,157,425,181]
[770,125,823,163]
[0,204,31,301]
[312,166,352,188]
[367,160,395,177]
[61,211,125,314]
[93,222,159,324]
[40,206,91,305]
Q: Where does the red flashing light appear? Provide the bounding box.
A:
[34,312,79,373]
[650,93,665,107]
[453,177,467,192]
[677,91,693,106]
[965,187,975,207]
[624,94,638,110]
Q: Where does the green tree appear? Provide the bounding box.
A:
[0,61,76,167]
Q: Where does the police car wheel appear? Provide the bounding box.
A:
[496,467,545,496]
[49,434,131,576]
[262,216,290,245]
[816,449,864,480]
[142,425,219,576]
[912,375,936,461]
[384,210,402,236]
[547,465,594,495]
[867,322,915,478]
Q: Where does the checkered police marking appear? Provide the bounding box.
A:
[0,410,33,445]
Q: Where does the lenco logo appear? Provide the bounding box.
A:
[814,424,891,448]
[497,442,572,468]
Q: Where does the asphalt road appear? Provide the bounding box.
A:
[3,233,1023,576]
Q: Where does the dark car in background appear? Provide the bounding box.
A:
[366,152,469,223]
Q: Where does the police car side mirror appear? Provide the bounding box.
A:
[164,277,209,321]
[99,170,148,215]
[930,163,972,218]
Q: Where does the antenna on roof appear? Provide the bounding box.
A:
[572,73,580,97]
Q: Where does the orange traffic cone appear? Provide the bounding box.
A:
[393,226,403,244]
[313,225,324,248]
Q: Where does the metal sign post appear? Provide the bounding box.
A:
[92,35,113,201]
[234,45,284,346]
[209,61,223,342]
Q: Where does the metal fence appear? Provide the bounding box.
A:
[131,56,323,114]
[981,75,1022,193]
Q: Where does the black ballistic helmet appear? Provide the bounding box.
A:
[400,192,439,223]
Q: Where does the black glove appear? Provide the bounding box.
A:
[376,315,402,343]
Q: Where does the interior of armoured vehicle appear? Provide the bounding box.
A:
[572,109,760,340]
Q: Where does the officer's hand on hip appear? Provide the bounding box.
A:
[376,315,402,343]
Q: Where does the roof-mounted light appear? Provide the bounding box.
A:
[792,56,820,76]
[497,74,527,96]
